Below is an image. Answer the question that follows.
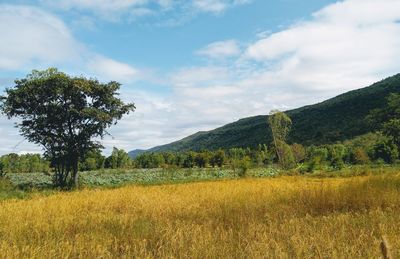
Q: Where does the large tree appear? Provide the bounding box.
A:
[0,68,135,188]
[268,110,295,169]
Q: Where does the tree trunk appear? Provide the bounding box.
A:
[72,157,79,189]
[73,170,79,188]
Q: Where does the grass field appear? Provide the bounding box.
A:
[0,173,399,258]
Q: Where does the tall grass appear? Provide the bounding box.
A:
[0,174,399,258]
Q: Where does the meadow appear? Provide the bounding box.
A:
[0,172,399,258]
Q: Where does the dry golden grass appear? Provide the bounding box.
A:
[0,174,399,258]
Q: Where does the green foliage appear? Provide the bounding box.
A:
[367,93,400,164]
[5,167,282,190]
[268,111,295,169]
[352,148,370,164]
[237,156,251,177]
[327,144,347,170]
[210,149,226,167]
[382,118,400,146]
[80,149,105,171]
[0,68,135,188]
[135,152,165,168]
[0,162,4,178]
[371,139,399,164]
[367,93,400,128]
[253,144,270,166]
[105,148,132,169]
[0,153,50,174]
[305,146,328,172]
[291,143,306,163]
[183,152,195,168]
[275,140,296,169]
[194,152,209,168]
[268,110,292,142]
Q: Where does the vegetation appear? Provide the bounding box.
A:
[134,73,400,153]
[269,110,295,169]
[0,153,49,175]
[6,167,280,190]
[0,69,134,188]
[0,174,399,258]
[0,71,400,257]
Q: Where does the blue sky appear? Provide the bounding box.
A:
[1,0,400,155]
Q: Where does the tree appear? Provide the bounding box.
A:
[105,148,132,169]
[0,69,135,188]
[371,139,398,164]
[183,152,195,168]
[0,160,4,178]
[382,119,400,147]
[268,110,294,169]
[368,93,400,129]
[210,149,225,168]
[81,149,105,171]
[368,93,400,146]
[328,144,347,170]
[194,152,209,168]
[275,140,296,169]
[306,146,328,172]
[353,148,370,164]
[251,144,269,167]
[291,143,306,164]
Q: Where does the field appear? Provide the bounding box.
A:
[5,168,279,190]
[0,173,399,258]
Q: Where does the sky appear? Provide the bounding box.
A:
[1,0,400,155]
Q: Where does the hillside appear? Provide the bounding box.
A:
[130,74,400,156]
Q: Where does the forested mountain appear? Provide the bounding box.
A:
[130,74,400,157]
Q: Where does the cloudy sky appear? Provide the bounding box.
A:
[1,0,400,155]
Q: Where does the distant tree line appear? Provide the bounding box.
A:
[0,153,50,174]
[1,93,400,175]
[0,133,399,175]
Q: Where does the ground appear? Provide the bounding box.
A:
[0,172,399,258]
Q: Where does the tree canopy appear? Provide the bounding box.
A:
[0,68,135,187]
[268,110,295,169]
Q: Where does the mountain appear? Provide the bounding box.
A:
[130,74,400,156]
[128,149,147,158]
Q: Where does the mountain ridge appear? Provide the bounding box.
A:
[129,74,400,157]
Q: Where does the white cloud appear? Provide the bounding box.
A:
[192,0,250,13]
[0,5,81,70]
[196,40,241,59]
[0,4,139,79]
[245,0,400,92]
[192,0,227,13]
[87,56,140,83]
[171,66,230,87]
